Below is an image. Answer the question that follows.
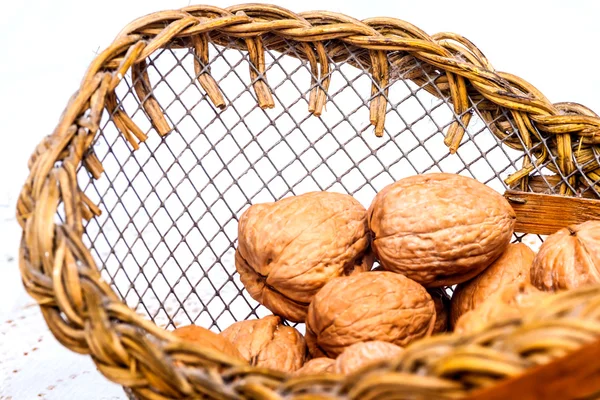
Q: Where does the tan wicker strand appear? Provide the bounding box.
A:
[16,3,600,399]
[192,33,227,110]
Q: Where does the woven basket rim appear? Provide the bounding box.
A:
[16,3,600,399]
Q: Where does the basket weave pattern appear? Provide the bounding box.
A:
[16,4,600,399]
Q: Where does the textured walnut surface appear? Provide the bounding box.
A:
[451,243,534,326]
[172,325,245,362]
[454,282,549,334]
[428,288,451,334]
[236,191,372,322]
[334,341,404,375]
[220,315,307,372]
[368,173,516,287]
[293,357,336,376]
[531,221,600,291]
[306,271,435,358]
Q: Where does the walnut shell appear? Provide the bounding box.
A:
[451,243,534,327]
[334,341,403,375]
[368,173,516,287]
[172,325,245,362]
[220,315,307,372]
[454,282,549,334]
[306,271,435,358]
[293,357,336,376]
[531,221,600,291]
[236,191,373,322]
[428,288,451,334]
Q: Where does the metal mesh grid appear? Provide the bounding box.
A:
[77,36,570,332]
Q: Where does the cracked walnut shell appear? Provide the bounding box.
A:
[236,191,372,322]
[451,243,534,327]
[531,221,600,291]
[334,341,404,375]
[220,315,307,372]
[368,173,516,287]
[305,271,435,358]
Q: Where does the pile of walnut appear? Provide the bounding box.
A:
[172,172,600,376]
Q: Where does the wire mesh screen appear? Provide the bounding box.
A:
[79,37,558,332]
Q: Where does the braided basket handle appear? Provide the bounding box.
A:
[16,3,600,399]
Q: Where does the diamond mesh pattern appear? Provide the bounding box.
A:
[79,38,560,331]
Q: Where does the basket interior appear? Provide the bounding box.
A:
[73,36,558,332]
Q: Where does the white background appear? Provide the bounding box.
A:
[1,1,600,398]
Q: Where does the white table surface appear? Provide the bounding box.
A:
[0,205,126,399]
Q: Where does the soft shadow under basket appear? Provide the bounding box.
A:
[17,3,600,399]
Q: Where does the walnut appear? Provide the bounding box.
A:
[305,271,435,358]
[531,221,600,291]
[172,325,245,362]
[373,267,450,337]
[454,282,549,334]
[334,341,403,374]
[451,243,534,327]
[428,288,451,334]
[220,315,307,372]
[293,357,335,376]
[236,191,372,322]
[368,173,516,287]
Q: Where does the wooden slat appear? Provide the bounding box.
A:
[504,189,600,236]
[464,338,600,400]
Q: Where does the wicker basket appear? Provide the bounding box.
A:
[17,3,600,399]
